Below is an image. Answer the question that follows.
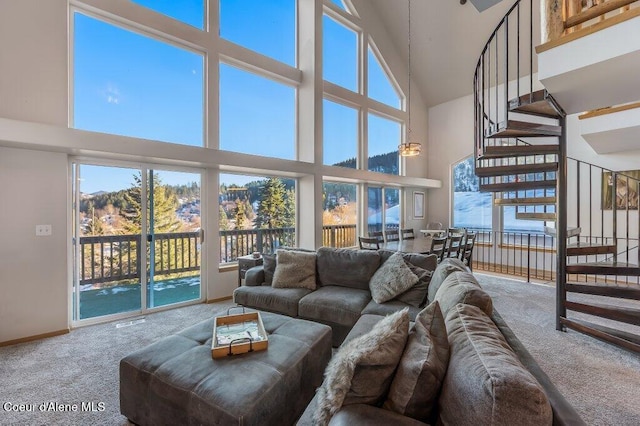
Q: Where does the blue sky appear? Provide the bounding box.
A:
[74,1,401,193]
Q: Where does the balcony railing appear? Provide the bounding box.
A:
[79,225,360,286]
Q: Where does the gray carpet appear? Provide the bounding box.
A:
[0,277,639,425]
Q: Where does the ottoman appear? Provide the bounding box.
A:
[120,311,332,426]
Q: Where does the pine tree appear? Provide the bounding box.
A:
[121,172,181,234]
[255,178,288,229]
[219,205,230,231]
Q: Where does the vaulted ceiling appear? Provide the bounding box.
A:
[368,0,539,108]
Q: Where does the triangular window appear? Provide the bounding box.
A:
[367,45,402,109]
[330,0,349,13]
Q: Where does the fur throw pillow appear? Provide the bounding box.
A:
[313,309,410,426]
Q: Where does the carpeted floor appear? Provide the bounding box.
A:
[0,275,639,425]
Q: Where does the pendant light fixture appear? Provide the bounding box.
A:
[399,0,422,157]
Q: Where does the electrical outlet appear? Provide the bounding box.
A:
[35,225,52,236]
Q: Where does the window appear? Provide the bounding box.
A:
[368,187,383,233]
[323,15,358,92]
[322,182,357,247]
[329,0,349,12]
[368,47,401,109]
[220,0,296,66]
[73,13,204,146]
[219,64,295,160]
[367,186,400,234]
[452,156,492,230]
[323,99,358,168]
[367,113,400,175]
[219,173,296,263]
[131,0,204,29]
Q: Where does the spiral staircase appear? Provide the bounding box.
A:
[474,0,640,353]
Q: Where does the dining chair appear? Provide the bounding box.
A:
[401,228,415,240]
[447,227,466,238]
[385,229,400,242]
[369,230,384,243]
[445,235,463,259]
[430,236,447,262]
[460,232,477,270]
[359,236,380,250]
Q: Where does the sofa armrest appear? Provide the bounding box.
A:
[244,265,265,286]
[491,310,586,426]
[329,404,428,426]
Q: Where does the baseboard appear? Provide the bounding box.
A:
[207,296,233,304]
[0,329,70,347]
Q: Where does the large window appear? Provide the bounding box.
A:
[323,15,358,92]
[452,156,492,230]
[323,182,357,247]
[220,0,296,66]
[219,173,296,262]
[323,99,358,168]
[367,113,400,175]
[368,47,401,109]
[73,13,204,146]
[219,64,296,160]
[132,0,204,29]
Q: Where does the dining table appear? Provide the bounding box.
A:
[380,236,433,254]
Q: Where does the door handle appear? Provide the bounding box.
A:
[147,234,153,243]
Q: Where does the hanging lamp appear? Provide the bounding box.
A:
[399,0,421,157]
[398,0,422,157]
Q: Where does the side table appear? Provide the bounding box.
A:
[238,254,263,287]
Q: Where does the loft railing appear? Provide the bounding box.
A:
[542,0,639,43]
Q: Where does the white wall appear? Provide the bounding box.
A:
[0,0,67,126]
[0,147,69,342]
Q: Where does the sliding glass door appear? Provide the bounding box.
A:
[72,162,203,323]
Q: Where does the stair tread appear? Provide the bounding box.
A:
[479,144,559,159]
[566,282,640,300]
[515,212,556,220]
[544,226,581,237]
[479,179,557,192]
[566,242,617,256]
[565,300,640,326]
[561,318,640,353]
[509,90,563,118]
[475,162,558,177]
[567,261,640,276]
[485,120,562,138]
[494,196,557,205]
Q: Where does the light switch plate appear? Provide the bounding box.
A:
[36,224,52,236]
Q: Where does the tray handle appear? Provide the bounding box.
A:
[227,306,246,315]
[227,337,253,356]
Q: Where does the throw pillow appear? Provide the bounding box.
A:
[383,301,450,422]
[369,252,419,304]
[271,249,317,290]
[262,254,276,285]
[427,257,469,304]
[393,262,433,308]
[439,304,552,426]
[313,309,410,426]
[434,271,493,317]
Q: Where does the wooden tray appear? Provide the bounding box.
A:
[211,310,268,359]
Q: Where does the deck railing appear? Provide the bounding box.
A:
[80,225,360,286]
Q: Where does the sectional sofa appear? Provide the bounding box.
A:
[233,247,585,426]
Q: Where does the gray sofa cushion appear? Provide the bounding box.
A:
[329,404,429,426]
[317,247,381,290]
[427,258,469,304]
[313,309,410,426]
[362,299,421,320]
[439,304,552,426]
[298,286,371,327]
[394,263,433,308]
[434,271,493,317]
[379,250,438,272]
[263,253,276,285]
[384,301,450,422]
[369,252,419,303]
[233,286,313,317]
